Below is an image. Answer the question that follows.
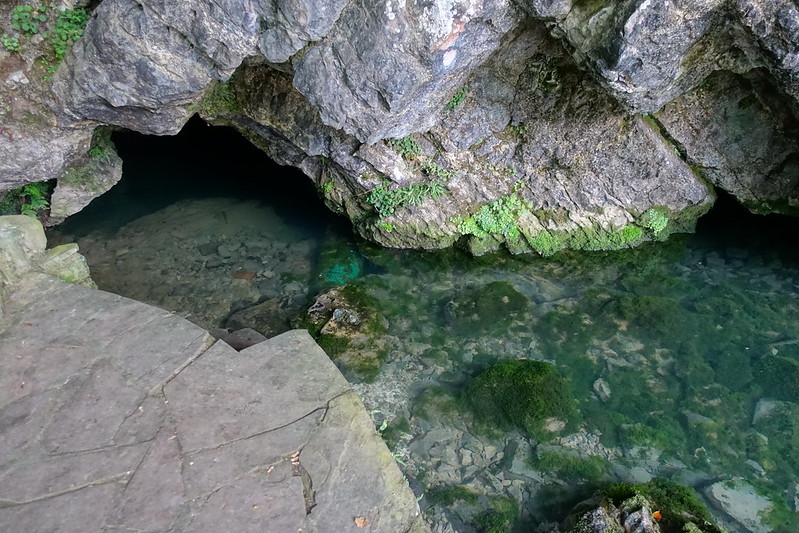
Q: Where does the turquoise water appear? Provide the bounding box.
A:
[48,121,799,532]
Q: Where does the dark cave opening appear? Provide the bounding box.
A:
[694,187,799,255]
[59,114,340,238]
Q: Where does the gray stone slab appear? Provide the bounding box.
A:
[0,482,120,533]
[164,330,350,452]
[0,267,425,531]
[0,389,57,468]
[0,443,146,503]
[182,407,325,499]
[189,468,306,532]
[112,394,169,447]
[108,425,186,532]
[0,273,213,399]
[41,358,148,454]
[301,391,426,533]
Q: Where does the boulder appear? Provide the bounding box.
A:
[225,299,291,338]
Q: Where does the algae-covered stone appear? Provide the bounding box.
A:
[445,280,529,335]
[755,355,799,403]
[562,478,724,533]
[463,359,574,439]
[297,285,388,383]
[704,479,773,533]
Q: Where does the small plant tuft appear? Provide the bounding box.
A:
[0,182,50,217]
[641,207,669,235]
[390,136,422,160]
[457,193,527,241]
[367,180,448,217]
[446,86,468,110]
[11,5,48,36]
[2,34,20,52]
[50,8,89,60]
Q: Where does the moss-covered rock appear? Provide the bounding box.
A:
[445,280,529,335]
[472,495,518,533]
[534,449,609,481]
[755,355,799,403]
[295,284,388,382]
[600,478,724,533]
[462,359,575,440]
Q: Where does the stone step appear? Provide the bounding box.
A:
[0,268,424,532]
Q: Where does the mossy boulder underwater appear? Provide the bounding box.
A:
[462,359,575,440]
[444,280,529,335]
[294,284,389,383]
[755,354,799,403]
[564,478,725,533]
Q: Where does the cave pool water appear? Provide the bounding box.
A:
[47,120,799,532]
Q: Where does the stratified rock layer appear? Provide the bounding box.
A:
[1,0,797,252]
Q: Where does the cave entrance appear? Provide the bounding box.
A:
[47,116,357,331]
[693,188,799,264]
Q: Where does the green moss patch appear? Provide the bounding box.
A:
[603,478,722,533]
[426,485,479,507]
[463,360,575,440]
[755,355,799,402]
[445,280,529,335]
[472,496,518,533]
[534,450,608,481]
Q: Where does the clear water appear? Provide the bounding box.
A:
[48,121,799,532]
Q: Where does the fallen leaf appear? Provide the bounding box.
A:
[354,516,368,527]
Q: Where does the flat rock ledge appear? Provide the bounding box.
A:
[0,219,425,532]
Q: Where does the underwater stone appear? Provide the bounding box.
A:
[225,299,290,339]
[445,280,529,335]
[592,378,611,402]
[705,478,773,533]
[463,359,574,440]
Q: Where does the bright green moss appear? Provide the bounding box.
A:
[463,360,575,439]
[472,496,518,533]
[534,451,608,481]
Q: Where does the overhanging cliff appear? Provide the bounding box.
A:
[0,0,797,254]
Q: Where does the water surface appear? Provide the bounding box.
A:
[48,122,799,532]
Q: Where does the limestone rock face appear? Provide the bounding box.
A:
[1,0,798,251]
[293,0,522,142]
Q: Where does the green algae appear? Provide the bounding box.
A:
[755,355,799,402]
[463,360,576,440]
[426,485,479,507]
[534,451,608,481]
[472,495,518,533]
[603,478,724,533]
[445,280,529,335]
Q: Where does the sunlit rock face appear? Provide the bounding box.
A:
[1,0,797,252]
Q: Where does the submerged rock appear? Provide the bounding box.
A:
[444,280,529,335]
[704,479,773,533]
[463,359,575,439]
[225,298,291,338]
[562,478,726,533]
[297,285,389,382]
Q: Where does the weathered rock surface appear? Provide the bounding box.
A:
[0,216,426,532]
[1,0,798,250]
[0,214,94,315]
[48,129,124,225]
[704,478,773,533]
